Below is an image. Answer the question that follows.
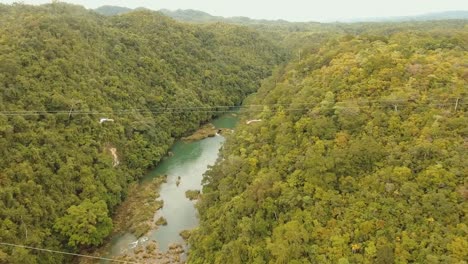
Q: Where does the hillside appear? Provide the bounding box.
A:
[189,24,468,263]
[93,5,133,16]
[159,9,221,22]
[95,6,306,29]
[345,10,468,23]
[1,2,467,264]
[162,9,468,24]
[159,9,292,26]
[0,3,285,263]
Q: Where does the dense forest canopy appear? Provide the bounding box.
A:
[0,3,285,263]
[190,24,468,263]
[0,2,467,264]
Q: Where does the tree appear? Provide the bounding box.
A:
[54,199,112,247]
[190,25,468,263]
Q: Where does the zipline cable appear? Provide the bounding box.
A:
[0,100,465,117]
[0,242,140,264]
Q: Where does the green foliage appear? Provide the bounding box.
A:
[180,229,192,240]
[190,24,468,263]
[156,217,168,226]
[2,3,467,263]
[54,199,112,248]
[186,190,201,200]
[0,3,285,263]
[111,177,166,238]
[94,5,133,16]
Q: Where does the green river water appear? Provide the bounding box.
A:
[105,112,239,259]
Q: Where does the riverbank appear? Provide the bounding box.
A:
[181,123,234,142]
[108,241,185,264]
[80,112,239,263]
[113,176,167,237]
[181,124,217,142]
[79,176,169,263]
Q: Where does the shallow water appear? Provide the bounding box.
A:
[148,136,225,251]
[106,113,238,257]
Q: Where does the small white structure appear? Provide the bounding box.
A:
[246,119,262,125]
[99,118,114,124]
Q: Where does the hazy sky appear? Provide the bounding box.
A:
[1,0,467,21]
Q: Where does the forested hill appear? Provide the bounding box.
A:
[158,9,292,26]
[0,3,285,263]
[93,5,294,25]
[345,10,468,23]
[190,25,468,263]
[95,6,468,25]
[94,5,133,16]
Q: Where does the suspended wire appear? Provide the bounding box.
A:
[0,99,465,117]
[0,242,139,264]
[1,96,464,111]
[1,96,461,113]
[0,100,464,257]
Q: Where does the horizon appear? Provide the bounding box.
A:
[0,0,467,22]
[111,6,468,23]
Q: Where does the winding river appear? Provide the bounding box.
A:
[105,112,238,260]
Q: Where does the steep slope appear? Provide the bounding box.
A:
[0,3,285,263]
[190,25,467,263]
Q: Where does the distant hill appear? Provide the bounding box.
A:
[343,10,468,22]
[418,10,468,20]
[159,8,291,25]
[95,6,295,26]
[96,6,468,24]
[94,5,133,16]
[159,8,220,22]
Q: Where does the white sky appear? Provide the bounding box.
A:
[1,0,467,22]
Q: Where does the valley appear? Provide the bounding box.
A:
[0,2,466,264]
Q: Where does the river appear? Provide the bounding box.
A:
[104,112,238,261]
